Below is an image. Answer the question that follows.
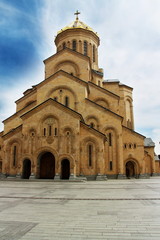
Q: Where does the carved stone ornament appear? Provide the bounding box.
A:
[46,136,54,144]
[45,118,55,125]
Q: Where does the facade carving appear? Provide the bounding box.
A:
[0,13,159,180]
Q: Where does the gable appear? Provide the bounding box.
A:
[122,126,145,140]
[44,48,91,81]
[20,98,84,137]
[80,121,106,140]
[85,98,123,120]
[35,70,89,107]
[88,82,120,113]
[21,98,84,122]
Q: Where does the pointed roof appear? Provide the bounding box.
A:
[144,138,155,147]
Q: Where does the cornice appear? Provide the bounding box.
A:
[80,121,107,140]
[3,101,37,123]
[55,28,100,46]
[36,70,89,89]
[122,125,145,138]
[43,47,90,63]
[15,88,37,104]
[85,98,123,119]
[2,125,22,139]
[88,81,120,99]
[20,98,84,122]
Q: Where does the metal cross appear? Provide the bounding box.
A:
[74,10,80,20]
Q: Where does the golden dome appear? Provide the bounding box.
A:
[57,11,98,36]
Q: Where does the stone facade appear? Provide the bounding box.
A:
[0,16,159,180]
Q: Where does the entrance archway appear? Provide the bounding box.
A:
[61,159,70,179]
[126,161,136,178]
[40,152,55,179]
[22,159,31,179]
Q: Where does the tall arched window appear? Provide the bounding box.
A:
[109,133,112,146]
[72,40,77,51]
[88,144,93,167]
[63,42,66,49]
[54,128,57,136]
[43,128,46,136]
[13,146,17,166]
[65,96,69,107]
[93,45,95,62]
[49,125,52,136]
[84,41,88,56]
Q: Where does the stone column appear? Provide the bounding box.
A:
[117,134,126,179]
[96,146,107,181]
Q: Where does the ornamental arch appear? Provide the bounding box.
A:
[6,138,22,168]
[36,147,58,179]
[40,114,59,138]
[54,60,80,77]
[94,98,109,109]
[125,159,140,178]
[85,115,99,130]
[46,85,77,110]
[81,137,99,174]
[103,127,118,173]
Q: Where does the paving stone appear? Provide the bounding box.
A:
[0,178,160,239]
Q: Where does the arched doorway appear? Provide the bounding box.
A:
[126,161,136,178]
[40,152,55,179]
[22,159,31,179]
[61,159,70,179]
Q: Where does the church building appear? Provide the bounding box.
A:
[0,12,159,180]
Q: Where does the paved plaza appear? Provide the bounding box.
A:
[0,178,160,239]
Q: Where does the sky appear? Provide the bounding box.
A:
[0,0,160,154]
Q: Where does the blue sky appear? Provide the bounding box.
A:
[0,0,160,153]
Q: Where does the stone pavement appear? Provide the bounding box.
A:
[0,178,160,239]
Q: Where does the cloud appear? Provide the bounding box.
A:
[0,65,43,130]
[0,0,160,154]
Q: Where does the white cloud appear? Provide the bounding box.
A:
[0,66,44,131]
[0,0,160,153]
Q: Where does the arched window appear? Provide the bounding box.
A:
[88,144,93,167]
[109,133,112,146]
[63,42,66,49]
[90,122,94,128]
[54,97,57,101]
[93,45,95,62]
[44,128,46,136]
[84,41,88,56]
[54,128,57,136]
[13,146,17,166]
[72,40,76,51]
[65,96,69,107]
[49,125,52,136]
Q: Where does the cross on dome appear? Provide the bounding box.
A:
[74,10,80,20]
